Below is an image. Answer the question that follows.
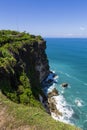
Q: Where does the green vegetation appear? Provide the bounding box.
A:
[0,30,42,47]
[0,30,80,129]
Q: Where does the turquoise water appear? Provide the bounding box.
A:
[46,38,87,130]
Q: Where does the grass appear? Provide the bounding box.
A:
[0,91,81,130]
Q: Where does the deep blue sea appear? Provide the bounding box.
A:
[46,38,87,130]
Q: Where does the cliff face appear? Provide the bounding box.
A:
[0,30,49,105]
[35,41,49,82]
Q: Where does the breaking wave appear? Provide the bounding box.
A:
[51,95,74,124]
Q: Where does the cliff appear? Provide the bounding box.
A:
[0,30,49,106]
[0,30,80,130]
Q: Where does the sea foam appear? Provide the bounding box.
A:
[75,98,84,107]
[51,95,74,124]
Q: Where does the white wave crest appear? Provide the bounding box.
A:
[75,98,84,107]
[51,95,74,124]
[47,84,56,93]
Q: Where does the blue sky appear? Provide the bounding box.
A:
[0,0,87,37]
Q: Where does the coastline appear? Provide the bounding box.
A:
[41,71,74,125]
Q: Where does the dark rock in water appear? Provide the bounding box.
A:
[48,88,59,98]
[62,83,68,88]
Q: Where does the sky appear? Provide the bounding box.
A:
[0,0,87,37]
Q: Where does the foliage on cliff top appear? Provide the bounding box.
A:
[0,30,43,47]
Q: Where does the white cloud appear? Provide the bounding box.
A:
[80,26,85,31]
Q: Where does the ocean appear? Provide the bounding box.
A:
[45,38,87,130]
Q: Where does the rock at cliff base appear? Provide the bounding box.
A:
[48,88,59,98]
[48,97,62,116]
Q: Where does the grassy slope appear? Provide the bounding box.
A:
[0,92,80,130]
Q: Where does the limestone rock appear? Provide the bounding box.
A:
[48,88,59,98]
[48,97,62,116]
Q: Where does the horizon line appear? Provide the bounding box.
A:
[44,37,87,38]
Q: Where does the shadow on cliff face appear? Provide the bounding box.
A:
[0,43,49,107]
[0,30,50,107]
